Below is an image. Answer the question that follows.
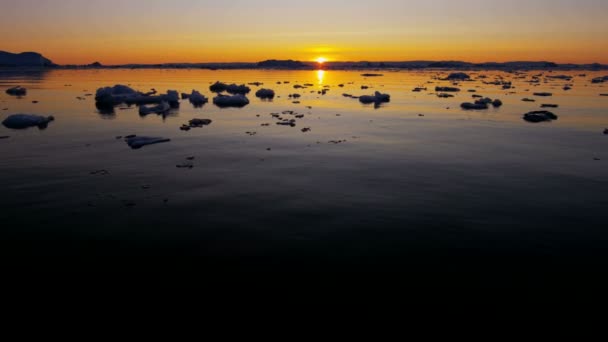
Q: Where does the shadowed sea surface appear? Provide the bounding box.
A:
[1,69,607,285]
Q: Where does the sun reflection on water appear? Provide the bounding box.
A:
[317,69,325,85]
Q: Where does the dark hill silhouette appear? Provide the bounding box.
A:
[0,51,55,67]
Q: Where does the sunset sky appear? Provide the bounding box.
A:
[2,0,608,64]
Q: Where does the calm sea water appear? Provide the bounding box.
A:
[1,68,607,282]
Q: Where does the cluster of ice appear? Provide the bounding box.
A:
[209,81,251,94]
[460,97,502,110]
[95,85,179,109]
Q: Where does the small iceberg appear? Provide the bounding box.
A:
[213,94,250,108]
[359,91,390,104]
[188,90,208,107]
[255,88,275,100]
[210,81,228,93]
[125,136,171,149]
[95,84,138,106]
[5,86,27,96]
[2,114,54,129]
[523,110,558,123]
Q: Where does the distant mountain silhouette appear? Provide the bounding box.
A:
[3,51,602,70]
[257,59,307,68]
[0,51,55,67]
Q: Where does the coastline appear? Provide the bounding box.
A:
[3,62,608,72]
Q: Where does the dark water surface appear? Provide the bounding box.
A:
[1,69,607,284]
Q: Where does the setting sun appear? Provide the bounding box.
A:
[316,57,327,64]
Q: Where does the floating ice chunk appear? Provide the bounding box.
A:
[188,90,208,107]
[125,91,179,107]
[461,102,488,110]
[226,84,251,95]
[125,136,171,149]
[95,85,140,108]
[213,94,250,108]
[210,81,228,93]
[139,101,170,115]
[592,76,608,84]
[165,90,179,104]
[189,118,212,127]
[5,86,27,96]
[523,110,558,123]
[437,93,454,98]
[2,114,54,129]
[255,88,275,99]
[435,86,460,92]
[359,91,390,104]
[546,75,572,81]
[181,118,213,130]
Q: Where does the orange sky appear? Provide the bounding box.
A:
[2,0,608,64]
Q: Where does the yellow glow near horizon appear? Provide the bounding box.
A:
[2,1,608,64]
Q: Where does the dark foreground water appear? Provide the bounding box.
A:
[1,69,607,286]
